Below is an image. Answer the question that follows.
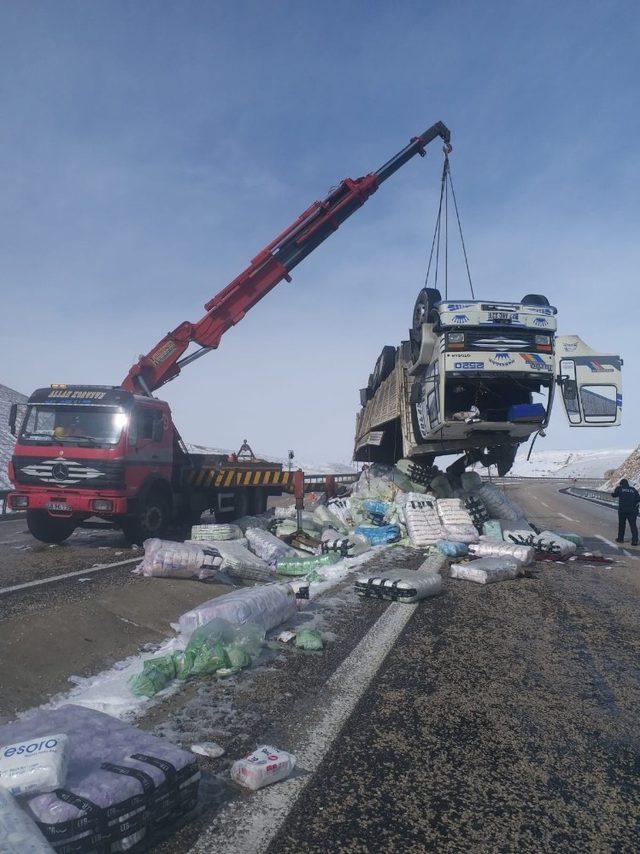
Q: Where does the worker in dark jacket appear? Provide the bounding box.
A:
[612,478,640,545]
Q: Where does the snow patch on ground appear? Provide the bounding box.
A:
[600,445,640,490]
[508,448,632,480]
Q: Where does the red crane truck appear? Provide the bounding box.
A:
[7,121,451,544]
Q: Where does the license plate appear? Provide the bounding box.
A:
[488,311,517,322]
[47,501,71,512]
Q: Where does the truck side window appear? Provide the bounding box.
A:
[138,410,161,441]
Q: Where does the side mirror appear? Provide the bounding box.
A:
[8,404,17,436]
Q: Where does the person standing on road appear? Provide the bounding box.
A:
[612,478,640,545]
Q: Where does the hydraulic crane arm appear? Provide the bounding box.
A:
[122,121,451,395]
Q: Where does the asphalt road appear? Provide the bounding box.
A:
[266,482,640,853]
[1,482,638,851]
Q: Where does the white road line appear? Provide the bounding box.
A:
[558,513,579,524]
[538,500,551,509]
[0,558,140,596]
[189,601,418,854]
[622,549,639,560]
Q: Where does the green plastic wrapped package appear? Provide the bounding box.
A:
[295,628,324,651]
[128,663,171,698]
[184,638,230,676]
[276,552,340,576]
[226,643,252,671]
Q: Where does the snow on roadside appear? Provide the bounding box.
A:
[508,448,632,480]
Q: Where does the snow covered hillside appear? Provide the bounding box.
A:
[0,384,27,492]
[508,448,632,480]
[601,445,640,490]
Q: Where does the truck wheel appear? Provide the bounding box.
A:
[411,287,441,362]
[27,510,75,544]
[122,492,170,545]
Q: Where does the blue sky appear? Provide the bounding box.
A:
[1,1,638,464]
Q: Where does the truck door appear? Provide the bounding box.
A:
[555,336,622,426]
[128,404,173,472]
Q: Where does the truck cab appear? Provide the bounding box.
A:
[354,292,622,475]
[8,385,175,543]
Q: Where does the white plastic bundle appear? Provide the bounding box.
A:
[403,497,444,547]
[245,528,298,564]
[138,539,220,580]
[178,583,297,636]
[476,483,524,522]
[355,568,442,602]
[191,523,242,541]
[502,529,577,558]
[450,556,522,584]
[0,733,69,797]
[196,539,268,571]
[469,538,535,566]
[326,497,353,527]
[0,788,54,853]
[436,499,479,544]
[230,745,296,791]
[274,506,297,520]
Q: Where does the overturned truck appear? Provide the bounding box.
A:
[354,289,622,476]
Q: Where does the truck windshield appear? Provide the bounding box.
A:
[20,405,128,446]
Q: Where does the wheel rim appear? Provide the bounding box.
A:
[142,504,163,533]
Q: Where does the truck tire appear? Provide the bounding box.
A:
[121,491,170,545]
[27,510,75,544]
[521,293,550,307]
[411,287,441,362]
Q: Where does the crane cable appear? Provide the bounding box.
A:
[424,150,475,300]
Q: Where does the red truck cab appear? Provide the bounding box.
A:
[9,385,176,543]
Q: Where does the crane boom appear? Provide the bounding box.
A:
[122,121,451,395]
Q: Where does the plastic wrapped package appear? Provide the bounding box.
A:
[362,499,391,520]
[430,474,453,498]
[196,539,270,577]
[355,568,442,602]
[190,523,243,541]
[0,734,69,797]
[460,471,483,492]
[469,538,535,565]
[464,496,490,532]
[436,499,479,544]
[352,464,407,502]
[182,619,263,677]
[235,515,270,532]
[555,531,584,548]
[0,706,200,853]
[502,529,577,558]
[274,506,297,520]
[245,528,298,565]
[482,519,503,540]
[276,553,340,576]
[230,745,296,791]
[178,583,297,637]
[353,525,401,545]
[436,540,469,558]
[0,788,54,853]
[138,539,220,580]
[320,535,370,557]
[476,483,525,522]
[403,498,444,547]
[295,628,324,650]
[326,497,354,527]
[450,557,523,584]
